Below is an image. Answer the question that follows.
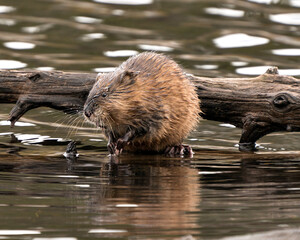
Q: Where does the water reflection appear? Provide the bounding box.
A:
[0,230,41,236]
[1,0,300,76]
[195,64,218,70]
[88,228,127,233]
[236,65,272,75]
[93,0,153,5]
[213,33,270,49]
[0,18,16,26]
[35,66,55,71]
[236,65,300,76]
[0,6,15,13]
[270,13,300,25]
[22,23,54,34]
[138,44,173,52]
[93,67,116,72]
[0,60,27,69]
[104,50,139,57]
[0,152,201,238]
[272,48,300,56]
[0,121,35,127]
[81,33,106,41]
[3,41,36,50]
[1,149,300,238]
[73,16,102,24]
[220,229,300,240]
[290,0,300,7]
[248,0,280,4]
[205,8,245,18]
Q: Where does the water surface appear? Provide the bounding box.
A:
[1,0,300,239]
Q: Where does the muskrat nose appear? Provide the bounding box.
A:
[83,106,92,118]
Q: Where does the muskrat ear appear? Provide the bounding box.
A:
[119,70,139,85]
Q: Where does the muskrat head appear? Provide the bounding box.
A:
[83,68,138,130]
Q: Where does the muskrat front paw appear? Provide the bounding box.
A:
[115,139,130,155]
[164,144,193,157]
[107,139,129,155]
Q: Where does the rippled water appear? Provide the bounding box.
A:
[1,0,300,239]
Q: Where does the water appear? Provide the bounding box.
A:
[1,0,300,239]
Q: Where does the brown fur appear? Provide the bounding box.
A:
[84,52,200,153]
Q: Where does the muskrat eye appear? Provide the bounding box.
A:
[102,92,107,98]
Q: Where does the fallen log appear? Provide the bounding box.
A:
[0,67,300,152]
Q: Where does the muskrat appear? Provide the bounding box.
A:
[83,52,200,155]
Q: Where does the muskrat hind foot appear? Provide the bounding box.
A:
[164,144,194,157]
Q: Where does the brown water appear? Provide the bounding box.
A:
[1,0,300,239]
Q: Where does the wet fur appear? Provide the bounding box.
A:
[84,52,200,153]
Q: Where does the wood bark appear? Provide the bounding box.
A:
[0,67,299,151]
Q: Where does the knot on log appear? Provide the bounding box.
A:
[265,67,279,75]
[273,94,290,108]
[272,93,295,113]
[28,73,42,82]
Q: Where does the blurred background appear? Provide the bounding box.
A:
[0,0,300,76]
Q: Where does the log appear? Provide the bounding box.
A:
[0,71,97,124]
[190,67,300,151]
[0,67,300,152]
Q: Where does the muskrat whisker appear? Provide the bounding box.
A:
[79,117,87,130]
[70,114,81,129]
[72,115,85,137]
[66,117,78,138]
[52,115,69,127]
[66,114,83,138]
[63,108,83,116]
[65,114,80,129]
[53,113,78,132]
